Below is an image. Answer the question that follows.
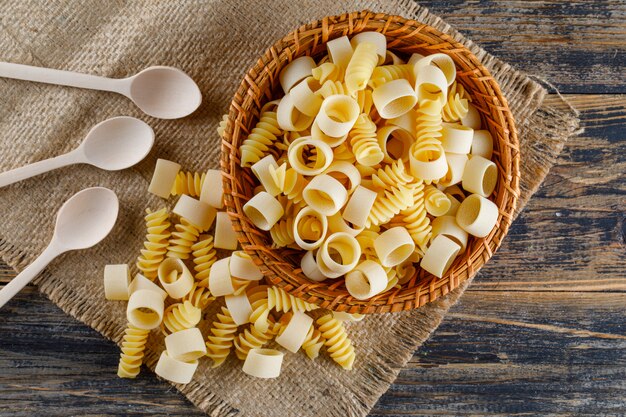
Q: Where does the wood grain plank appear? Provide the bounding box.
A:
[418,1,626,93]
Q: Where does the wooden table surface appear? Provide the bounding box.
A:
[1,1,624,416]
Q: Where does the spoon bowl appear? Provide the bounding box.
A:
[81,117,155,171]
[53,187,119,250]
[129,66,202,119]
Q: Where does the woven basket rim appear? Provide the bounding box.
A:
[220,10,520,314]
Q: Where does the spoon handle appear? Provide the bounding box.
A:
[0,62,127,95]
[0,245,59,309]
[0,152,81,188]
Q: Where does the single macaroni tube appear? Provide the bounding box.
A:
[290,77,323,117]
[414,53,457,86]
[302,174,348,216]
[155,351,198,384]
[316,232,361,278]
[275,311,313,353]
[314,95,360,137]
[386,109,417,138]
[301,250,328,282]
[214,211,238,250]
[243,191,284,231]
[128,273,167,300]
[277,92,314,131]
[200,169,224,209]
[103,264,130,301]
[208,257,235,297]
[462,155,498,197]
[345,259,387,300]
[377,125,413,163]
[431,215,469,251]
[409,143,448,181]
[373,226,415,267]
[323,161,362,193]
[414,64,448,104]
[372,78,417,119]
[225,292,253,326]
[164,328,207,362]
[242,348,284,379]
[326,36,353,69]
[173,195,216,231]
[127,289,165,330]
[148,159,181,198]
[279,56,316,93]
[471,130,494,159]
[311,121,348,147]
[342,185,377,228]
[438,153,468,187]
[456,193,499,238]
[287,136,334,176]
[158,258,194,299]
[229,251,263,281]
[293,206,328,250]
[251,155,281,196]
[420,234,461,278]
[328,213,364,237]
[441,123,474,154]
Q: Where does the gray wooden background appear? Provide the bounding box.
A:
[1,1,625,416]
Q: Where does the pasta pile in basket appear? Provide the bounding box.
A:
[104,161,363,384]
[239,32,499,300]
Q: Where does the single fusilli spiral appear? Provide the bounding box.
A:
[371,159,414,190]
[166,218,200,260]
[269,163,307,204]
[442,81,470,122]
[301,323,324,360]
[312,62,344,84]
[317,314,356,370]
[395,260,417,285]
[205,306,238,367]
[270,216,295,248]
[366,184,415,228]
[161,301,202,335]
[248,286,272,333]
[383,265,399,292]
[424,184,451,216]
[240,109,282,167]
[368,64,414,89]
[217,114,228,137]
[191,235,217,285]
[267,286,319,313]
[234,317,279,360]
[136,208,171,280]
[356,228,379,260]
[349,113,384,167]
[117,325,150,378]
[345,42,378,95]
[395,181,431,254]
[411,100,444,183]
[171,171,205,197]
[184,282,215,310]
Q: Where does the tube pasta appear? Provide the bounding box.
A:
[348,113,384,166]
[441,123,474,154]
[372,78,417,119]
[165,327,207,362]
[158,257,194,299]
[420,234,461,278]
[293,206,327,250]
[229,251,263,281]
[316,232,361,278]
[173,196,216,232]
[326,36,353,70]
[129,274,167,300]
[205,306,238,367]
[414,53,457,86]
[302,174,348,216]
[456,193,499,238]
[301,250,329,282]
[155,351,198,384]
[239,106,282,167]
[350,31,387,63]
[386,109,417,138]
[462,155,498,197]
[224,292,253,326]
[242,348,284,379]
[424,185,451,217]
[438,153,468,187]
[315,95,360,138]
[200,169,224,209]
[243,191,284,231]
[342,185,378,229]
[415,64,448,105]
[431,215,469,252]
[377,125,414,163]
[373,226,415,267]
[117,324,150,378]
[127,289,165,330]
[214,211,238,250]
[279,56,316,93]
[345,259,387,300]
[275,311,313,353]
[137,208,171,280]
[149,159,181,198]
[208,257,234,297]
[461,103,482,129]
[327,213,364,237]
[322,161,361,193]
[104,264,130,301]
[161,301,202,335]
[317,314,355,370]
[471,130,494,159]
[287,136,333,176]
[251,154,281,196]
[290,77,323,117]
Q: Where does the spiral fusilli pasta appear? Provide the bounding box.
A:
[136,208,171,280]
[366,184,415,228]
[424,184,451,217]
[234,318,279,360]
[166,218,200,260]
[217,114,228,137]
[349,113,384,167]
[442,81,470,122]
[183,282,215,310]
[117,325,150,378]
[270,216,295,248]
[317,314,356,370]
[345,42,378,95]
[368,64,414,89]
[312,62,344,84]
[269,163,308,204]
[371,159,413,190]
[240,108,283,167]
[171,171,205,197]
[267,286,318,313]
[191,235,217,285]
[395,181,431,254]
[316,80,348,99]
[161,301,202,335]
[301,324,324,360]
[205,306,238,367]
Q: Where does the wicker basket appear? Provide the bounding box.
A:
[221,10,519,314]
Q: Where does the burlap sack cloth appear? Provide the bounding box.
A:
[0,1,580,416]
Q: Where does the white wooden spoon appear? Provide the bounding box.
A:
[0,187,119,309]
[0,62,202,119]
[0,116,154,188]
